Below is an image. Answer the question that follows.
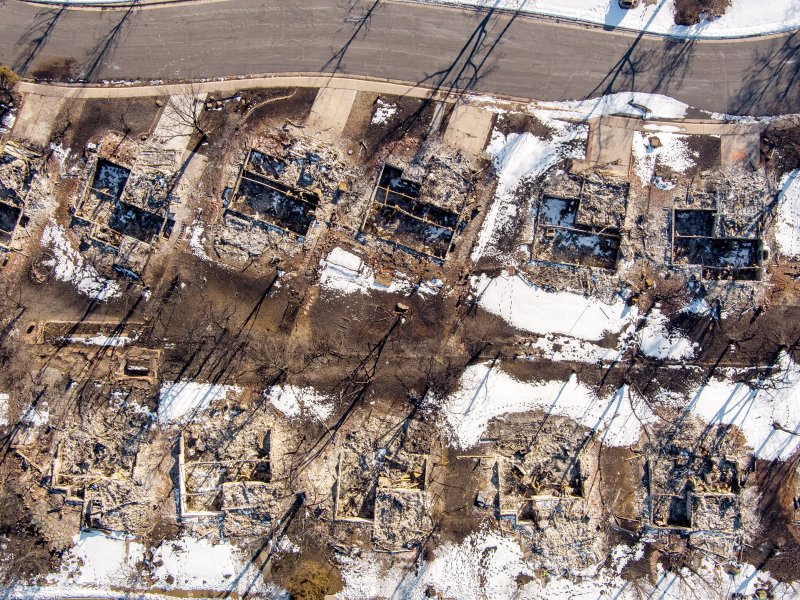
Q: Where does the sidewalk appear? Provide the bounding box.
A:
[16,73,472,103]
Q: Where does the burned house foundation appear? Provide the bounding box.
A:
[333,427,435,550]
[361,162,468,262]
[644,423,754,560]
[0,142,36,252]
[229,149,321,240]
[671,208,763,280]
[532,172,627,270]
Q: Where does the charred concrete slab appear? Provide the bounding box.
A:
[362,163,461,261]
[671,207,763,280]
[230,149,321,238]
[533,172,627,270]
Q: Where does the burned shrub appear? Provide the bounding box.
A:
[285,560,342,600]
[761,117,800,175]
[673,0,731,25]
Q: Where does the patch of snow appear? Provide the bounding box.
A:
[266,384,334,420]
[276,537,300,554]
[529,334,626,363]
[0,393,8,427]
[64,334,135,347]
[49,530,144,587]
[22,401,49,427]
[0,108,16,134]
[439,362,655,449]
[776,170,800,259]
[637,308,696,360]
[189,219,212,262]
[660,351,800,461]
[631,130,697,185]
[158,381,241,423]
[48,142,70,175]
[472,121,587,261]
[151,536,247,592]
[371,99,397,125]
[404,0,800,40]
[643,124,684,133]
[684,296,712,316]
[319,247,412,295]
[40,223,121,301]
[652,175,676,190]
[417,277,444,296]
[535,92,689,121]
[471,271,637,341]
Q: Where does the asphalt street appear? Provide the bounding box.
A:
[0,0,798,115]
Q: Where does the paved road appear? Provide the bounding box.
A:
[0,0,798,115]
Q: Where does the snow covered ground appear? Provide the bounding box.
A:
[438,362,656,448]
[13,530,271,599]
[471,272,637,340]
[336,527,798,599]
[438,349,800,459]
[266,383,334,420]
[533,92,690,121]
[319,246,441,297]
[157,381,242,423]
[659,351,800,461]
[776,170,800,259]
[409,0,800,39]
[636,307,696,360]
[40,223,121,301]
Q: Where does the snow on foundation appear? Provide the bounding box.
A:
[65,334,136,347]
[158,381,241,423]
[668,351,800,461]
[40,223,121,301]
[776,169,800,259]
[472,123,587,261]
[407,0,800,40]
[266,384,334,420]
[48,530,144,588]
[151,536,245,592]
[471,272,637,341]
[439,362,656,449]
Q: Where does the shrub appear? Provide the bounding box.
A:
[673,0,731,26]
[285,560,341,600]
[0,65,20,91]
